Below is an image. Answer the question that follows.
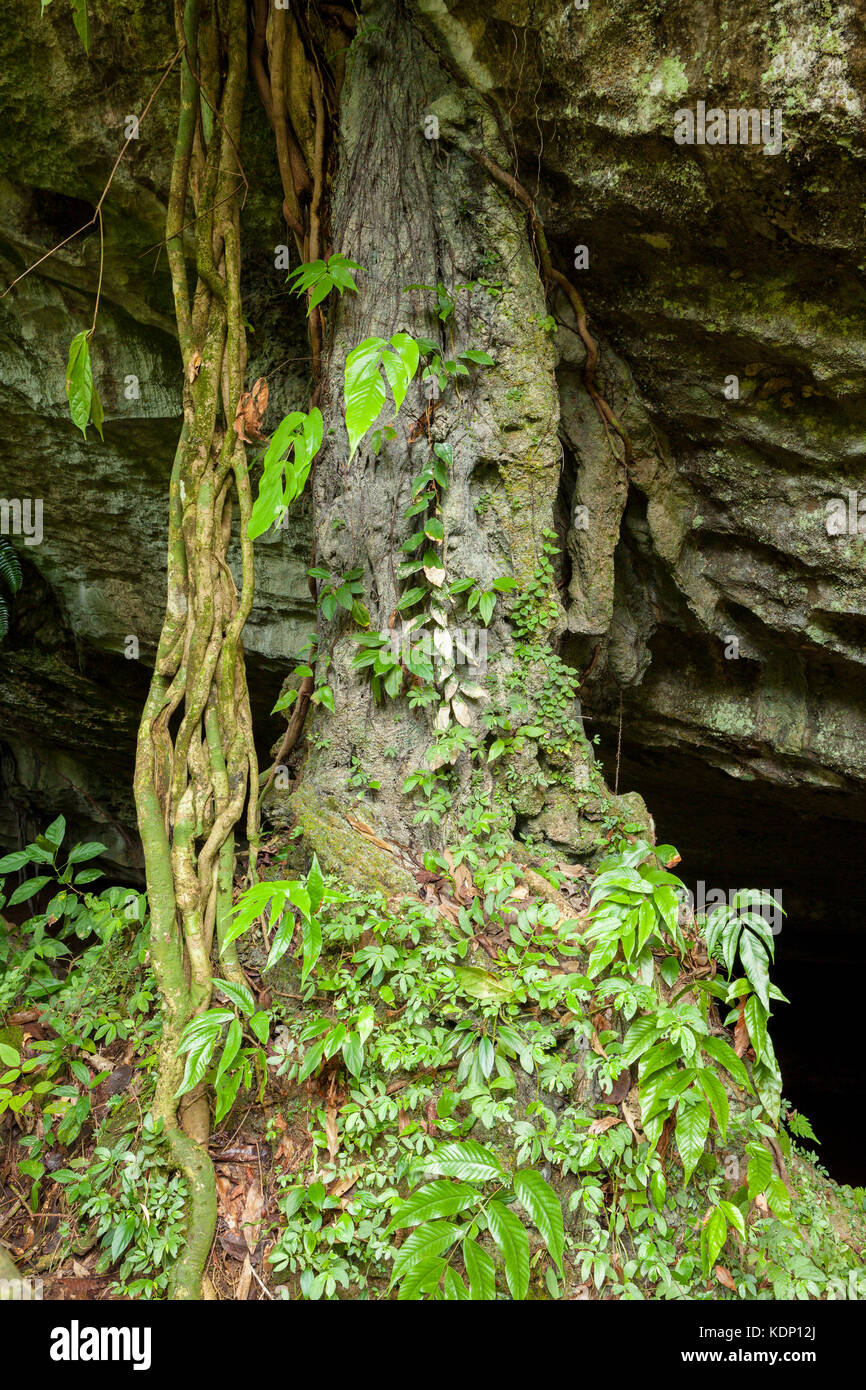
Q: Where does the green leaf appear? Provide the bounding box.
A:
[389,1180,479,1230]
[396,1255,445,1301]
[700,1033,750,1092]
[739,930,770,1010]
[214,1018,243,1088]
[0,849,37,873]
[697,1067,729,1140]
[213,978,256,1018]
[341,1030,364,1077]
[744,995,769,1063]
[463,1236,496,1301]
[621,1014,663,1065]
[306,856,325,915]
[766,1173,791,1220]
[344,336,388,459]
[249,1011,270,1045]
[297,1036,325,1084]
[0,1043,19,1068]
[701,1205,727,1278]
[385,332,420,412]
[432,1140,506,1184]
[214,1069,243,1125]
[650,1169,667,1211]
[66,841,105,864]
[486,1200,530,1300]
[8,875,52,905]
[65,331,98,438]
[312,684,335,713]
[264,916,295,972]
[391,1220,459,1283]
[69,0,90,52]
[674,1093,711,1182]
[174,1038,215,1099]
[443,1267,470,1301]
[44,816,66,848]
[718,1199,746,1240]
[513,1169,564,1274]
[299,915,322,983]
[746,1141,773,1199]
[453,966,514,1002]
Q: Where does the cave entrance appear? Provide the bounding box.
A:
[596,736,866,1188]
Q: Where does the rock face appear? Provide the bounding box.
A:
[2,0,866,865]
[432,0,866,799]
[0,3,313,870]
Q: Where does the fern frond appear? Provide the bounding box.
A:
[0,593,8,639]
[0,537,22,595]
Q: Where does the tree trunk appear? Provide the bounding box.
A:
[277,1,649,881]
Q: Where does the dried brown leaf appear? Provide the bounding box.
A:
[241,1180,264,1253]
[588,1115,623,1136]
[236,1254,253,1301]
[325,1100,340,1163]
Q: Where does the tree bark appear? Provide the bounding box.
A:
[276,1,649,878]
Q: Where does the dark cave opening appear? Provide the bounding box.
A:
[594,733,866,1189]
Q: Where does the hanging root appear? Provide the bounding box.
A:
[465,145,633,473]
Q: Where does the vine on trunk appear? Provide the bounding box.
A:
[133,0,256,1300]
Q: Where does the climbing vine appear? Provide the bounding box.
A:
[132,0,257,1300]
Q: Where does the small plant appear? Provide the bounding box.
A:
[287,253,361,314]
[389,1139,564,1300]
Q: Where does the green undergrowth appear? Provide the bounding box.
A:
[2,820,864,1300]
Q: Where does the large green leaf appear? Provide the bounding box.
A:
[700,1205,727,1277]
[744,994,769,1063]
[389,1180,479,1230]
[345,336,387,458]
[442,1267,470,1301]
[674,1092,711,1183]
[8,875,52,905]
[212,978,255,1018]
[486,1201,529,1300]
[513,1169,564,1274]
[344,334,419,459]
[396,1254,446,1300]
[300,914,322,984]
[696,1067,729,1139]
[746,1141,773,1199]
[432,1140,506,1184]
[700,1033,750,1092]
[391,1221,459,1284]
[621,1014,663,1065]
[463,1237,496,1301]
[65,331,102,440]
[739,930,770,1010]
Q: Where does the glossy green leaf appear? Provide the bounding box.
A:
[463,1236,496,1301]
[486,1200,529,1300]
[513,1169,564,1274]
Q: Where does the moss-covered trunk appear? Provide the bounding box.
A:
[281,1,647,878]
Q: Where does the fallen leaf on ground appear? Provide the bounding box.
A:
[325,1100,340,1162]
[236,1254,253,1301]
[621,1089,646,1143]
[715,1266,737,1292]
[588,1115,623,1136]
[241,1181,264,1253]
